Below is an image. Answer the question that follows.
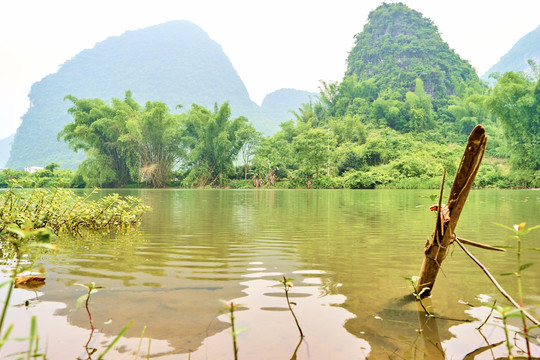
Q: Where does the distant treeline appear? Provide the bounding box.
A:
[1,65,539,190]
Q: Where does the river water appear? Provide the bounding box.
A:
[2,189,540,359]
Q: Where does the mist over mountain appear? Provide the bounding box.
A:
[482,24,540,82]
[0,134,14,168]
[261,89,318,127]
[7,20,304,169]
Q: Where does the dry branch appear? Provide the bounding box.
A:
[456,237,505,252]
[455,238,540,326]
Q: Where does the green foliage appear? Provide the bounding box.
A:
[7,20,279,169]
[75,282,104,310]
[182,103,250,187]
[346,3,480,101]
[486,70,540,173]
[404,78,435,131]
[0,184,149,237]
[0,167,76,188]
[123,98,185,188]
[59,93,140,187]
[252,136,291,187]
[293,128,337,180]
[236,124,263,181]
[328,114,367,145]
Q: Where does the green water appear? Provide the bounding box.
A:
[2,189,540,359]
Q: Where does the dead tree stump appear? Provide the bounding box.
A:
[417,125,488,297]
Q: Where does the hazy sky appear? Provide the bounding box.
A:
[1,0,539,140]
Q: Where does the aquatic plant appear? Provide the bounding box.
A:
[220,300,247,360]
[404,276,432,317]
[0,181,150,358]
[455,222,540,359]
[76,282,103,333]
[0,220,55,359]
[277,276,304,338]
[0,181,150,238]
[494,222,540,358]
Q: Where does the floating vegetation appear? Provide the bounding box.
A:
[0,182,150,239]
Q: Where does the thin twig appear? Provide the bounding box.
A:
[455,238,540,326]
[456,237,505,252]
[477,300,496,330]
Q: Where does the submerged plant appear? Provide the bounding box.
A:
[277,276,304,338]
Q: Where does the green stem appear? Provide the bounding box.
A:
[284,286,304,338]
[0,250,21,336]
[502,312,514,360]
[85,288,95,331]
[230,303,238,360]
[515,234,531,358]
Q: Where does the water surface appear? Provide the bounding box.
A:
[2,189,540,359]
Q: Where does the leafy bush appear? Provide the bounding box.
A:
[312,176,343,189]
[0,183,150,238]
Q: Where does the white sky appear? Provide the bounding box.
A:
[1,0,539,140]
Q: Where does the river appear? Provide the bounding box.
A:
[2,189,540,359]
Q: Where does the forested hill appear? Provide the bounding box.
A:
[346,3,481,100]
[7,20,299,169]
[482,24,540,82]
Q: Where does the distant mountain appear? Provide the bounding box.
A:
[482,24,540,82]
[260,89,318,130]
[346,3,481,99]
[0,134,14,168]
[8,20,297,169]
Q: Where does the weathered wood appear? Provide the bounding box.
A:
[456,236,505,252]
[417,125,488,297]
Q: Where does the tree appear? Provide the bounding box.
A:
[293,128,337,181]
[58,94,139,187]
[236,124,262,181]
[182,102,249,187]
[486,71,540,172]
[405,78,434,131]
[290,100,324,128]
[44,162,60,173]
[123,100,184,188]
[252,136,291,187]
[59,91,184,188]
[328,114,367,146]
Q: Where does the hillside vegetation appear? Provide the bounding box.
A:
[4,3,539,189]
[6,21,310,170]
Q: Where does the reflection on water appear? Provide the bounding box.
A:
[1,189,539,358]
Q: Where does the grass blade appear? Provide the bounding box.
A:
[97,320,133,360]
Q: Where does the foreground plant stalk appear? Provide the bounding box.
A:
[281,276,304,338]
